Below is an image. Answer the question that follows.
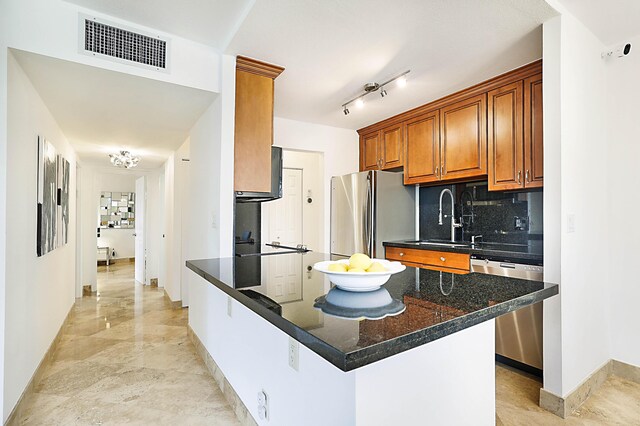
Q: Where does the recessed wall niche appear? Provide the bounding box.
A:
[99,191,135,228]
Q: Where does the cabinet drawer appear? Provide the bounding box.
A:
[386,247,470,273]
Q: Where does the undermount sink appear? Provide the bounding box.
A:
[418,240,471,248]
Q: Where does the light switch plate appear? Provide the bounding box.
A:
[567,213,576,233]
[288,337,299,371]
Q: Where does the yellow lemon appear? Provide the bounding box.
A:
[366,262,386,273]
[347,267,366,273]
[327,262,348,272]
[349,253,373,270]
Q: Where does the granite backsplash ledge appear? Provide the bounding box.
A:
[419,181,543,245]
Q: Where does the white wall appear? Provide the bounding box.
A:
[606,33,640,368]
[183,55,234,306]
[3,0,220,93]
[273,117,359,253]
[0,3,10,415]
[542,15,563,396]
[4,51,77,421]
[163,139,190,302]
[542,7,612,398]
[145,169,163,284]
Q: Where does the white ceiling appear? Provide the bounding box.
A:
[63,0,255,51]
[12,49,217,169]
[558,0,640,45]
[226,0,558,130]
[14,0,561,170]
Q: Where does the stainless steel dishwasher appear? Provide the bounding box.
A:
[470,256,544,375]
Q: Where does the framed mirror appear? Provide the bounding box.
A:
[98,191,135,228]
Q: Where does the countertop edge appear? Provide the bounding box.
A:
[186,259,558,372]
[344,284,558,370]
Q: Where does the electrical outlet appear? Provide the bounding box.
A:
[288,337,299,371]
[257,390,268,420]
[227,296,232,317]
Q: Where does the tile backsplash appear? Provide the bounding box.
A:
[419,181,543,245]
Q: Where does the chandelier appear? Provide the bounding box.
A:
[109,150,140,169]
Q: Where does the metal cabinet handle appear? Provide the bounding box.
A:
[526,170,530,183]
[435,166,439,177]
[440,256,446,262]
[518,171,522,184]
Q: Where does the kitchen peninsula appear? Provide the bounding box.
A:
[186,252,557,425]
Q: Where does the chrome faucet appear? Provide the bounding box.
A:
[438,188,462,242]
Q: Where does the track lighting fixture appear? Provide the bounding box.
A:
[341,70,410,115]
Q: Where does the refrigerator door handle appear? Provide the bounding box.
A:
[363,172,373,257]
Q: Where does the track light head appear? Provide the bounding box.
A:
[343,107,350,115]
[380,88,387,98]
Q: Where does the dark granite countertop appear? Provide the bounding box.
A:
[383,239,543,263]
[186,252,557,371]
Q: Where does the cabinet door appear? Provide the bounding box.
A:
[234,70,274,192]
[360,131,380,171]
[524,74,543,188]
[404,110,440,185]
[440,94,487,180]
[380,124,403,169]
[488,81,524,191]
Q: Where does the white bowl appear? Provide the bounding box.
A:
[313,259,406,292]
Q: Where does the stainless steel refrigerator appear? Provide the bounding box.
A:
[331,171,416,258]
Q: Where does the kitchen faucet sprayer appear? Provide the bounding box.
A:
[438,188,462,242]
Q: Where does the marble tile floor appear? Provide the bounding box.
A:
[15,263,240,425]
[496,363,640,425]
[13,263,640,425]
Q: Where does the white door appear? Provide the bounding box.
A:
[268,168,303,245]
[263,168,303,303]
[135,176,145,284]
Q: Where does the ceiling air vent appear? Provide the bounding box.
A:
[81,15,169,71]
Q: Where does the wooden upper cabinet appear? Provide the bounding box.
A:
[488,81,524,191]
[440,94,487,180]
[404,110,440,185]
[360,131,379,171]
[487,73,543,191]
[356,60,542,190]
[524,73,543,188]
[234,56,284,193]
[359,124,404,171]
[380,124,403,169]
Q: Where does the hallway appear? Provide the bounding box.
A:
[14,263,239,425]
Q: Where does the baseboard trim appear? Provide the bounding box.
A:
[611,359,640,385]
[540,358,640,418]
[163,289,182,309]
[5,305,75,426]
[97,257,135,266]
[188,325,257,426]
